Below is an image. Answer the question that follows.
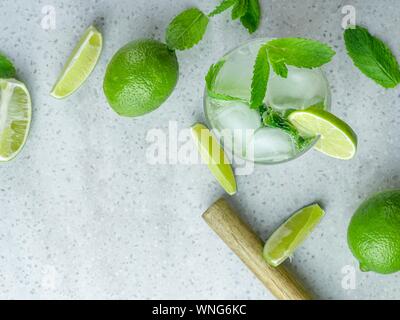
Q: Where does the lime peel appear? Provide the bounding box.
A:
[103,39,179,117]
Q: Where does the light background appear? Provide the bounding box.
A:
[0,0,399,299]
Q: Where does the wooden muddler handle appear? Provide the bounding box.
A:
[203,198,312,300]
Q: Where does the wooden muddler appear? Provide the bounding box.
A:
[203,198,312,300]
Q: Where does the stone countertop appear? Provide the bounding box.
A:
[0,0,399,299]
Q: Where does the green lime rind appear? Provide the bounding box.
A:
[191,123,237,195]
[103,39,179,117]
[0,79,32,162]
[288,108,357,160]
[263,204,325,267]
[348,190,400,275]
[51,25,103,99]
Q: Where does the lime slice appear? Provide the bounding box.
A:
[288,108,357,160]
[0,79,32,161]
[263,204,325,267]
[191,123,237,195]
[51,25,102,99]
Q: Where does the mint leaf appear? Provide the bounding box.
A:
[205,61,246,102]
[270,60,288,78]
[263,107,313,151]
[166,8,209,51]
[240,0,261,33]
[0,53,16,79]
[209,0,238,17]
[206,61,225,92]
[231,0,248,20]
[250,45,270,108]
[266,38,336,69]
[344,25,400,88]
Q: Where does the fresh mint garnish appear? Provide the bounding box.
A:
[0,54,16,79]
[266,38,335,70]
[263,107,313,151]
[250,38,335,109]
[166,8,209,51]
[250,44,270,108]
[166,2,261,51]
[209,0,261,34]
[344,25,400,88]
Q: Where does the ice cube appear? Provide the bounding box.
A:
[247,127,296,162]
[266,66,329,112]
[211,102,262,157]
[212,102,261,131]
[213,42,264,101]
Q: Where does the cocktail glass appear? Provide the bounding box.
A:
[204,38,331,165]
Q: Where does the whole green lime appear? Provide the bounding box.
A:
[348,190,400,274]
[103,39,179,117]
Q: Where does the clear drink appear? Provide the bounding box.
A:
[204,38,331,164]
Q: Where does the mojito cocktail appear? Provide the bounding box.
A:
[204,38,331,164]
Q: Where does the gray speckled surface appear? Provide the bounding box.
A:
[0,0,400,300]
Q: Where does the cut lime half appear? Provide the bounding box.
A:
[0,79,32,161]
[263,204,325,267]
[51,25,103,99]
[288,108,357,160]
[191,123,237,195]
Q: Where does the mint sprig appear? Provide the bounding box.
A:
[266,38,336,70]
[250,38,335,109]
[209,0,261,34]
[344,25,400,89]
[263,107,313,151]
[166,8,209,51]
[0,53,16,79]
[166,2,261,51]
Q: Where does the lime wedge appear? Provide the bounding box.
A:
[288,108,357,160]
[0,79,32,161]
[51,25,102,99]
[263,204,325,267]
[191,123,237,195]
